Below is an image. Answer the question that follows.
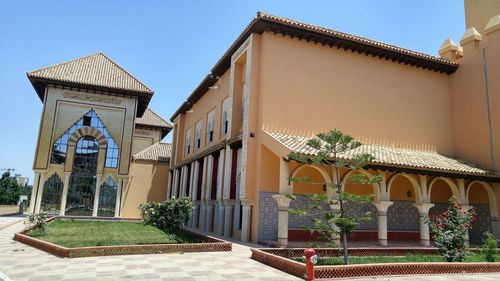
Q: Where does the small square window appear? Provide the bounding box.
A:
[83,116,91,126]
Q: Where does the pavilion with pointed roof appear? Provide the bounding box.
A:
[27,52,172,219]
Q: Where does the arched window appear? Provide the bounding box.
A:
[98,177,117,217]
[41,174,63,215]
[51,110,119,168]
[66,136,99,216]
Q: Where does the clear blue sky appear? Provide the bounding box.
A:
[0,0,465,184]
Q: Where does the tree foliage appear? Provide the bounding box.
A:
[0,172,21,205]
[287,129,382,265]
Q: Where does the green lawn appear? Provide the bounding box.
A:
[293,254,495,265]
[28,219,200,248]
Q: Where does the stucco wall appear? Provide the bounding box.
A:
[257,32,455,154]
[122,161,169,218]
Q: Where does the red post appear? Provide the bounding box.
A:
[304,248,316,281]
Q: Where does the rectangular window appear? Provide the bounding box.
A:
[185,128,192,156]
[221,98,230,136]
[206,109,216,144]
[83,116,91,126]
[195,120,202,150]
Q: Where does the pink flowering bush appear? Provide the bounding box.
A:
[425,198,476,262]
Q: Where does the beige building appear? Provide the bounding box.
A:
[27,53,172,218]
[168,2,500,246]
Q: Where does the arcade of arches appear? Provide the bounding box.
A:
[269,160,500,247]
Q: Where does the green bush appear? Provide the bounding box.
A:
[425,198,476,262]
[481,232,499,262]
[139,197,193,232]
[25,212,48,235]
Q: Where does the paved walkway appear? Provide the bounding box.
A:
[0,218,499,281]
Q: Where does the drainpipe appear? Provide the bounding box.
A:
[482,48,496,171]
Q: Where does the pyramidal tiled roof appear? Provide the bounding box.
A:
[27,53,153,116]
[28,53,153,94]
[135,108,172,138]
[265,131,500,179]
[133,142,172,162]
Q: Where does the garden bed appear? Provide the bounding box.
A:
[14,217,231,258]
[251,248,500,279]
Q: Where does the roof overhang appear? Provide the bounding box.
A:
[170,12,459,122]
[28,76,152,117]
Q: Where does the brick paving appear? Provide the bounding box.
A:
[0,218,499,281]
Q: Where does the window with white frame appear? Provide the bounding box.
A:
[221,98,230,136]
[206,110,215,144]
[195,120,202,150]
[185,128,192,156]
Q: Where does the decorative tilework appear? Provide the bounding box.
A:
[344,201,377,230]
[470,203,491,245]
[258,192,278,241]
[387,201,419,231]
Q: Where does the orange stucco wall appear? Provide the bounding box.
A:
[257,32,455,154]
[122,161,169,218]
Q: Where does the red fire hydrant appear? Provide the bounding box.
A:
[304,248,317,281]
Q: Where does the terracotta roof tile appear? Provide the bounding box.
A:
[28,53,153,94]
[133,142,172,162]
[136,108,172,129]
[265,131,499,178]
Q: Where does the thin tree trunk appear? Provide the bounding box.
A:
[335,166,349,265]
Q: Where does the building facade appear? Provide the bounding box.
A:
[28,53,172,218]
[168,3,500,246]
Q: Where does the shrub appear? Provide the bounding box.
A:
[481,232,499,262]
[25,212,48,235]
[425,198,476,262]
[0,172,21,205]
[140,197,193,232]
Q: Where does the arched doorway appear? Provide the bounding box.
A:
[342,170,378,242]
[287,164,330,242]
[387,174,420,242]
[429,177,459,221]
[467,182,493,245]
[40,174,63,215]
[66,136,99,216]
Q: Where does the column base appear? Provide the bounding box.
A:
[277,237,288,248]
[378,239,388,246]
[420,239,430,246]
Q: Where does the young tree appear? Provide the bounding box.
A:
[0,172,21,205]
[287,129,382,265]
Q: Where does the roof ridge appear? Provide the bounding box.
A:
[146,108,171,126]
[99,53,154,93]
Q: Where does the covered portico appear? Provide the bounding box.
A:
[260,131,500,248]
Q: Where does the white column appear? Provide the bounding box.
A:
[414,203,434,246]
[114,177,124,217]
[223,200,234,237]
[241,199,253,242]
[199,202,206,230]
[180,166,186,197]
[205,202,214,232]
[217,201,225,235]
[273,194,291,247]
[192,203,199,228]
[28,172,41,214]
[279,158,292,194]
[92,175,102,217]
[59,172,71,216]
[34,172,46,213]
[166,170,173,199]
[419,175,430,203]
[373,201,393,246]
[171,169,178,198]
[462,205,474,247]
[191,161,199,201]
[222,146,233,200]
